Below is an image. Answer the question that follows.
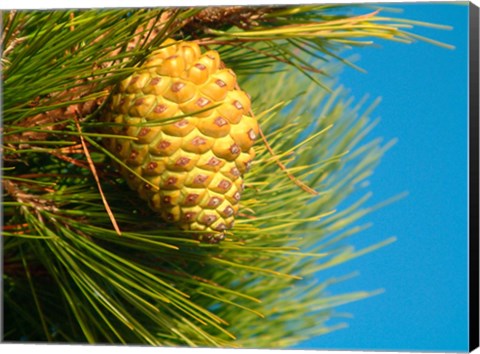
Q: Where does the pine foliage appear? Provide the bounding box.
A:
[1,5,451,347]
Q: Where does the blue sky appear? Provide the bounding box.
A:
[295,3,470,352]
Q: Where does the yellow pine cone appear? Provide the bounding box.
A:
[102,39,259,243]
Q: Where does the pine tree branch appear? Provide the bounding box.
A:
[2,5,453,347]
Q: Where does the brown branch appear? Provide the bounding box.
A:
[2,179,59,213]
[2,223,29,231]
[181,6,275,32]
[49,151,90,169]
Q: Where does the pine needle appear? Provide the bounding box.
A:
[259,126,319,196]
[73,115,121,236]
[230,66,320,196]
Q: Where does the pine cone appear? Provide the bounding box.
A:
[101,39,259,243]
